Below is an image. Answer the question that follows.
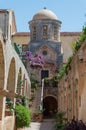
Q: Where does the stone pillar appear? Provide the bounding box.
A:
[0,96,4,120]
[0,96,6,130]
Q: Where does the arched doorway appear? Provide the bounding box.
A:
[43,96,57,118]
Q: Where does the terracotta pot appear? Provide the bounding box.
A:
[37,113,43,122]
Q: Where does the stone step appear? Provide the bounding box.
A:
[30,87,42,113]
[34,87,42,110]
[28,120,55,130]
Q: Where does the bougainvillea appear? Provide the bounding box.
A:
[22,51,44,68]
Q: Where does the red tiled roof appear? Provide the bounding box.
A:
[60,32,81,36]
[12,32,81,37]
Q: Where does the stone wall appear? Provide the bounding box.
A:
[3,116,15,130]
[58,40,86,122]
[0,22,31,130]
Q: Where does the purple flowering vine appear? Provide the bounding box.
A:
[22,51,44,68]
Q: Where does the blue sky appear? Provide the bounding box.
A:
[0,0,86,32]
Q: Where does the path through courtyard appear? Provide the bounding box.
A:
[27,119,55,130]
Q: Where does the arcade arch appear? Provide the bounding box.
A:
[43,95,57,118]
[7,57,16,93]
[0,41,5,90]
[0,41,5,120]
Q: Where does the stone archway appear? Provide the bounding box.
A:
[7,57,16,93]
[6,57,16,116]
[0,42,4,90]
[43,96,57,118]
[0,41,5,120]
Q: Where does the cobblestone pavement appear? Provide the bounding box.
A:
[28,119,55,130]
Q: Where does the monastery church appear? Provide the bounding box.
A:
[13,8,80,82]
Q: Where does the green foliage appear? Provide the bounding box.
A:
[57,56,72,80]
[57,64,66,80]
[29,73,39,89]
[44,75,58,87]
[22,96,27,107]
[14,43,22,55]
[73,26,86,52]
[30,93,35,101]
[15,105,31,129]
[17,79,24,88]
[44,78,50,87]
[57,27,86,81]
[29,73,36,80]
[31,80,39,89]
[52,76,58,87]
[55,111,67,130]
[67,56,72,65]
[6,97,13,112]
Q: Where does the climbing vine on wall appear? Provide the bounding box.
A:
[22,51,44,68]
[73,26,86,52]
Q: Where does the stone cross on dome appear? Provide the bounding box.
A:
[44,7,47,9]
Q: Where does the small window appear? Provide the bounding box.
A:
[32,26,36,40]
[43,25,48,39]
[54,26,58,40]
[42,50,47,56]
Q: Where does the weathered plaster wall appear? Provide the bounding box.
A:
[58,40,86,122]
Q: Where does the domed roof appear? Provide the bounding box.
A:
[32,8,58,20]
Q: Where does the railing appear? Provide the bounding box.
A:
[40,79,44,111]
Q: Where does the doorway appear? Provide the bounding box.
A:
[43,96,57,118]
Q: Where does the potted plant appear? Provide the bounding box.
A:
[14,104,31,130]
[54,111,67,130]
[37,110,43,122]
[36,107,45,122]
